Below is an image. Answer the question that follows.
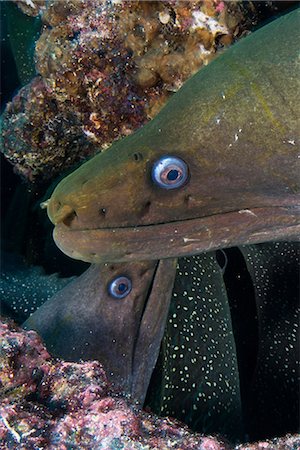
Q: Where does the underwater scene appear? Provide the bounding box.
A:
[1,1,299,448]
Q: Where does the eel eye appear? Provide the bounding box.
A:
[151,156,188,189]
[108,276,132,299]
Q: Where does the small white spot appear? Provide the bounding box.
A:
[238,209,257,217]
[183,237,201,243]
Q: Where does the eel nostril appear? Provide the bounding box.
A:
[62,210,78,227]
[47,198,77,226]
[133,152,143,162]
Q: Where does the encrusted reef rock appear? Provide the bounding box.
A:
[0,318,299,449]
[2,0,249,183]
[0,318,226,449]
[1,76,95,182]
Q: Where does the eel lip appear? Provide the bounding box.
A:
[53,206,300,263]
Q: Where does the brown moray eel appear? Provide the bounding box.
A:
[47,10,299,264]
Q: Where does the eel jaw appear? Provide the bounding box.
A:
[130,258,178,405]
[53,206,300,264]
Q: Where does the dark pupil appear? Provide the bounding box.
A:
[118,283,127,293]
[167,169,179,181]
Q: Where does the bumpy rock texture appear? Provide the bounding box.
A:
[2,0,257,183]
[0,319,299,449]
[0,318,226,449]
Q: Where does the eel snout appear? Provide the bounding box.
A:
[47,198,77,227]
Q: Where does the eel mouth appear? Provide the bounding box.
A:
[53,205,300,263]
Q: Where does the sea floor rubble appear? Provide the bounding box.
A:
[0,318,298,449]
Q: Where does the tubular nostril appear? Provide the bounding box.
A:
[47,198,77,226]
[62,210,77,227]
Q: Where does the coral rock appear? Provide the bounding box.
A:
[0,318,299,448]
[1,76,95,182]
[0,318,226,448]
[2,0,240,183]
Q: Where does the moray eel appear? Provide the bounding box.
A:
[23,242,299,440]
[24,251,245,440]
[46,11,299,263]
[24,258,178,404]
[24,11,299,441]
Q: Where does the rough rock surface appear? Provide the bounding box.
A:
[0,318,299,449]
[0,318,227,449]
[2,0,249,183]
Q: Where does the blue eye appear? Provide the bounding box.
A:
[152,156,189,189]
[108,276,132,299]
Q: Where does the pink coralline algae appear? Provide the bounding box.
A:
[2,0,246,183]
[0,318,299,449]
[0,318,227,449]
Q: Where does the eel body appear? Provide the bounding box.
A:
[0,251,73,323]
[46,10,299,264]
[147,253,244,439]
[239,241,299,440]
